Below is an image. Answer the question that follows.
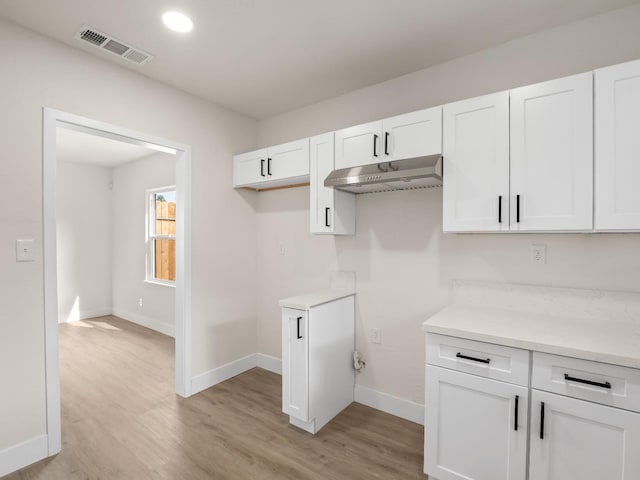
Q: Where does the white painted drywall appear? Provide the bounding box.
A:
[56,161,113,323]
[255,5,640,404]
[0,18,257,452]
[111,153,176,336]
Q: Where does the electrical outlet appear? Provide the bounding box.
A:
[279,242,286,256]
[138,297,143,308]
[531,244,546,265]
[371,328,382,344]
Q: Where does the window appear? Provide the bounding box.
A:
[147,187,176,285]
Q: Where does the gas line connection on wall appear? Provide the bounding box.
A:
[353,350,366,372]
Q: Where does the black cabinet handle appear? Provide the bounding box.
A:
[540,402,545,440]
[267,157,272,176]
[384,132,390,155]
[514,395,519,431]
[260,159,265,177]
[325,207,330,227]
[455,352,491,364]
[373,134,379,157]
[564,374,612,389]
[516,194,521,223]
[498,196,503,224]
[296,316,302,339]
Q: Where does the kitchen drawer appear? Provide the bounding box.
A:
[532,352,640,413]
[426,333,530,386]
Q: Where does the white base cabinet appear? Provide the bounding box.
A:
[282,295,354,434]
[425,333,640,480]
[425,365,528,480]
[529,390,640,480]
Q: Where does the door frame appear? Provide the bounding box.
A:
[42,107,193,455]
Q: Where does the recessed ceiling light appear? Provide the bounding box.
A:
[162,11,193,33]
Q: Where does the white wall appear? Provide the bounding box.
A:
[0,18,257,453]
[56,161,113,323]
[255,4,640,404]
[111,153,176,336]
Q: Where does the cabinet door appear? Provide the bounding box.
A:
[310,133,356,235]
[282,309,309,422]
[335,120,383,169]
[425,365,528,480]
[382,106,442,161]
[529,390,640,480]
[595,59,640,231]
[267,138,309,181]
[310,133,335,234]
[232,148,267,187]
[442,92,510,232]
[510,73,593,231]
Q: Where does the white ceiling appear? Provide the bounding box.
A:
[56,128,156,167]
[1,0,638,119]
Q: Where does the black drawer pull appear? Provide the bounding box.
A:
[564,374,611,389]
[514,395,519,431]
[296,316,302,339]
[373,134,379,157]
[498,195,502,224]
[260,159,265,177]
[540,402,545,440]
[456,352,491,364]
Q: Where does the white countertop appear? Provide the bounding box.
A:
[423,282,640,369]
[279,291,354,310]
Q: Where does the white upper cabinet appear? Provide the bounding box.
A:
[233,148,267,187]
[510,73,593,231]
[335,120,383,170]
[595,59,640,231]
[309,133,356,235]
[335,107,442,169]
[383,107,442,161]
[233,138,309,190]
[442,91,510,232]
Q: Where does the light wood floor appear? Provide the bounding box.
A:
[7,316,425,479]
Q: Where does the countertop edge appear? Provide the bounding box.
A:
[423,324,640,370]
[278,291,355,310]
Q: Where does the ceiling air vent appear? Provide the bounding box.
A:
[74,25,153,65]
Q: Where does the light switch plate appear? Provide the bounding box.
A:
[16,239,36,262]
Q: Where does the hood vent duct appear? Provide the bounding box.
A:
[324,154,443,194]
[74,25,154,66]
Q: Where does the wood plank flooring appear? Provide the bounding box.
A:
[6,316,425,479]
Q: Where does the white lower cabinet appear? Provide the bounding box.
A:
[529,390,640,480]
[281,295,355,434]
[425,334,640,480]
[425,365,528,480]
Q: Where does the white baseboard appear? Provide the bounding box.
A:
[191,354,259,395]
[0,434,48,477]
[111,309,175,338]
[188,352,423,426]
[354,384,424,425]
[256,353,282,374]
[58,307,112,324]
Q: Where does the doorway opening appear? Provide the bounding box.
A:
[42,108,193,456]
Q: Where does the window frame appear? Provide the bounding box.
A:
[146,185,177,287]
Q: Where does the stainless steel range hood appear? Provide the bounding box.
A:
[324,154,443,194]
